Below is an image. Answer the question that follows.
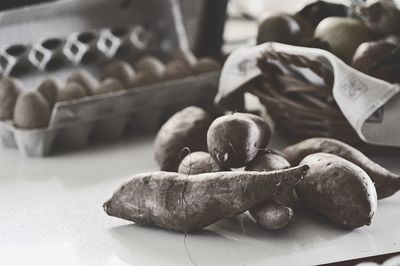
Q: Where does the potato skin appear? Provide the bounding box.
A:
[282,138,400,199]
[246,150,290,172]
[178,151,225,175]
[246,150,295,230]
[297,153,377,229]
[257,13,304,45]
[103,165,308,232]
[154,106,212,172]
[250,202,293,230]
[208,113,271,169]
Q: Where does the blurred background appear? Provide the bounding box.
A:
[0,0,349,57]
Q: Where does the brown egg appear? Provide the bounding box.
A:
[37,78,59,108]
[170,49,197,67]
[0,78,23,120]
[163,58,192,80]
[352,41,400,83]
[129,72,154,88]
[14,91,51,129]
[102,61,136,88]
[315,17,371,62]
[67,70,98,95]
[192,57,221,74]
[57,82,87,102]
[134,56,165,80]
[94,78,125,95]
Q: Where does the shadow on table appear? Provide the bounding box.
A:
[108,208,356,266]
[9,135,156,188]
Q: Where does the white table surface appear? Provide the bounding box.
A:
[1,134,400,266]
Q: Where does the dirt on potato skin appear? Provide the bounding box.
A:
[103,165,308,232]
[178,151,225,175]
[154,106,212,172]
[207,113,271,169]
[246,150,296,230]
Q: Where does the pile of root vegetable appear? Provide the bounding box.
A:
[257,0,400,83]
[103,107,400,232]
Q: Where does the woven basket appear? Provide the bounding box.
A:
[247,50,398,155]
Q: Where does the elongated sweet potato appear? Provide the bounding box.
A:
[103,165,308,232]
[207,113,271,169]
[246,150,295,229]
[282,138,400,199]
[154,106,212,172]
[178,151,225,175]
[297,153,377,229]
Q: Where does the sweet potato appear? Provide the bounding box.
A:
[178,151,226,175]
[282,138,400,199]
[246,150,296,229]
[103,165,308,232]
[207,113,271,169]
[250,202,294,230]
[154,106,212,172]
[297,153,377,229]
[246,150,291,172]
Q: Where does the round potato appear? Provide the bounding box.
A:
[178,151,225,175]
[207,113,271,169]
[154,106,212,172]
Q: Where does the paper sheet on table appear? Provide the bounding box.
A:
[216,42,400,147]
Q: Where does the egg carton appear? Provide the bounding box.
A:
[0,71,219,156]
[0,0,191,79]
[0,0,220,156]
[0,24,164,77]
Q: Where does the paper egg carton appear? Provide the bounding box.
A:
[0,0,220,156]
[0,72,219,156]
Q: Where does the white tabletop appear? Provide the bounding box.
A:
[1,134,400,266]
